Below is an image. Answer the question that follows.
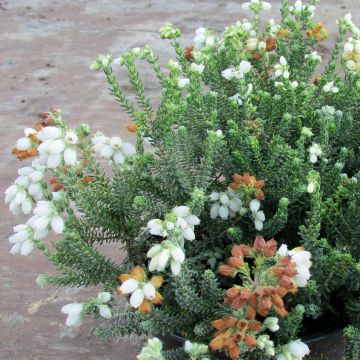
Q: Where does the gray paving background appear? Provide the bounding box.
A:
[0,0,359,359]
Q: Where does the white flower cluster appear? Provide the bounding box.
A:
[289,1,315,16]
[92,132,136,165]
[209,189,243,219]
[221,60,252,80]
[229,84,253,105]
[278,245,312,287]
[37,127,78,168]
[305,51,322,63]
[242,0,271,12]
[209,190,265,231]
[263,317,280,332]
[274,57,290,79]
[193,28,215,50]
[119,276,158,308]
[308,143,322,163]
[190,63,205,74]
[146,206,200,275]
[246,38,267,52]
[342,37,360,72]
[9,200,65,256]
[342,13,360,37]
[277,340,310,360]
[322,81,339,94]
[147,206,200,241]
[268,19,281,36]
[241,19,257,37]
[15,127,38,152]
[61,292,112,327]
[256,335,275,356]
[147,241,185,276]
[5,162,45,215]
[177,77,190,89]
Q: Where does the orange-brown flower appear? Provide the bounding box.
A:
[278,28,290,37]
[306,22,328,41]
[210,316,261,359]
[266,38,276,52]
[117,266,164,314]
[229,173,265,200]
[184,45,194,60]
[127,123,138,133]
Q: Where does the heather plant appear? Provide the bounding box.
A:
[5,0,360,359]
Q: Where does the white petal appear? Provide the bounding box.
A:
[171,247,185,263]
[20,240,34,256]
[29,171,43,183]
[61,303,83,315]
[147,244,162,258]
[34,201,53,216]
[15,191,26,205]
[209,192,220,201]
[98,304,112,319]
[158,249,171,269]
[250,199,261,212]
[38,127,62,141]
[65,313,82,327]
[229,197,242,212]
[182,227,195,241]
[33,228,48,240]
[143,283,156,300]
[47,153,63,169]
[122,142,136,157]
[109,137,123,148]
[130,288,145,308]
[120,278,139,294]
[21,199,33,214]
[9,200,21,215]
[48,139,66,154]
[98,292,111,303]
[33,216,50,230]
[18,166,34,176]
[170,260,181,276]
[16,137,32,151]
[173,206,191,218]
[15,175,29,188]
[28,182,42,196]
[51,216,65,234]
[113,151,125,164]
[210,203,220,219]
[219,194,229,205]
[277,244,288,256]
[64,148,77,166]
[219,205,229,219]
[184,214,200,226]
[64,131,78,145]
[288,341,310,357]
[255,219,264,231]
[149,255,160,272]
[10,243,21,255]
[100,144,114,158]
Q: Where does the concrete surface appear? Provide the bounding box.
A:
[0,0,359,359]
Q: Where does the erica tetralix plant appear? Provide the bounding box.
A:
[5,0,360,358]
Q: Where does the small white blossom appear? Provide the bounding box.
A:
[209,189,243,219]
[97,292,112,319]
[263,317,280,332]
[190,63,205,74]
[278,340,310,359]
[309,143,322,163]
[257,335,275,356]
[61,303,84,327]
[305,51,322,63]
[193,28,215,50]
[147,241,185,276]
[274,57,290,79]
[322,81,339,94]
[177,77,190,89]
[147,206,200,242]
[92,132,136,165]
[242,0,271,12]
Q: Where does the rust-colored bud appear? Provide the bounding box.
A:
[264,239,278,257]
[219,265,234,276]
[254,235,266,252]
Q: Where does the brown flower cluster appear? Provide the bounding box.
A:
[210,316,261,359]
[12,107,56,160]
[229,173,265,200]
[220,236,298,319]
[306,22,328,42]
